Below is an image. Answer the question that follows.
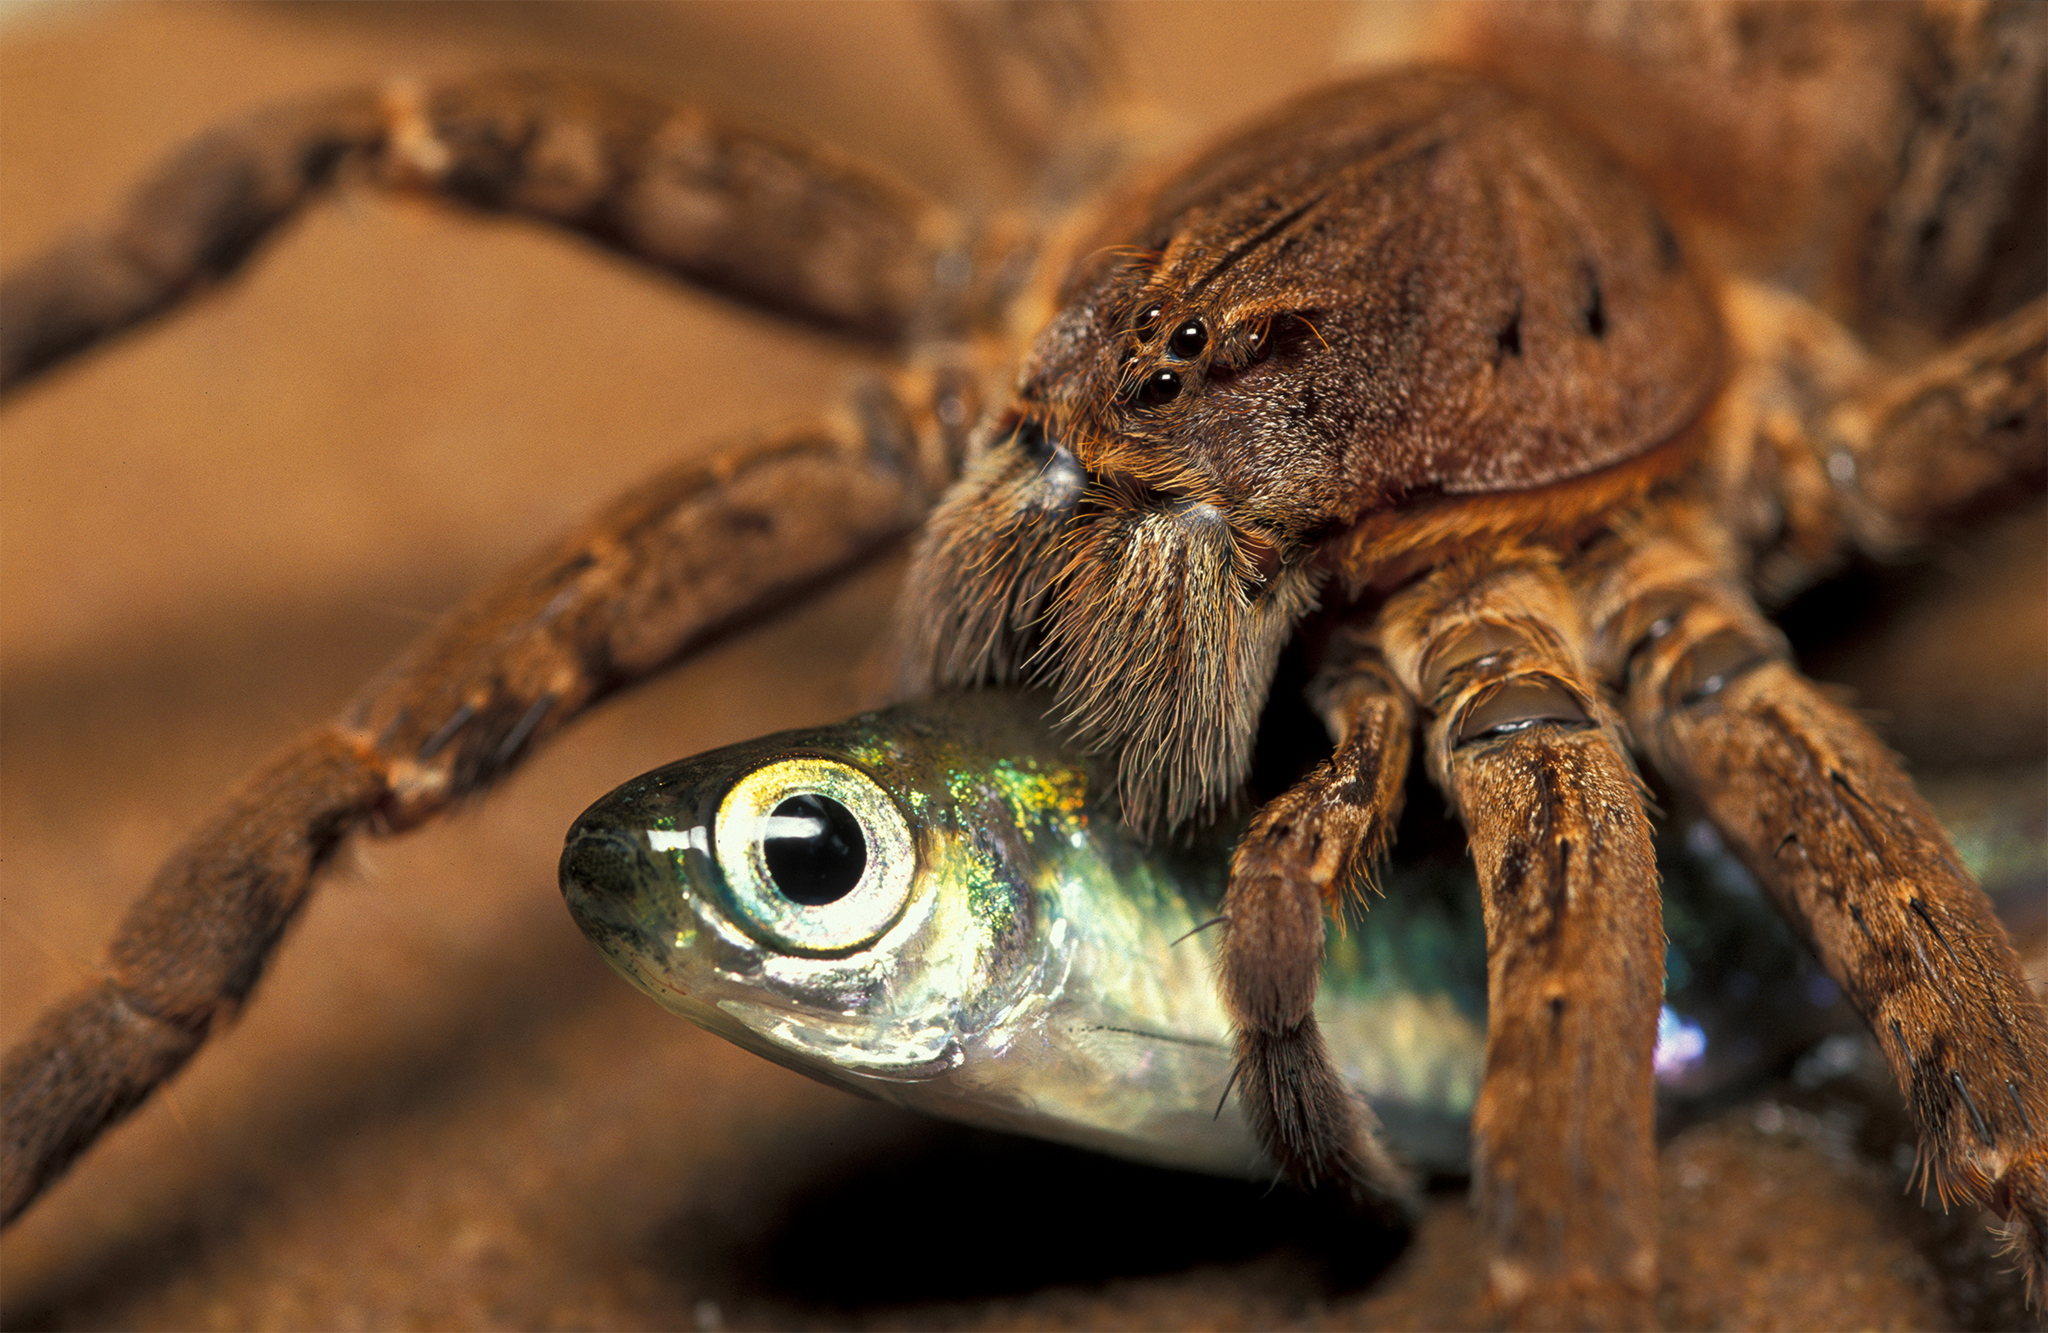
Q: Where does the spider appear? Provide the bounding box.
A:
[3,2,2044,1328]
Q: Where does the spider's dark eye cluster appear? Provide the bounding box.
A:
[1114,303,1317,411]
[1122,306,1214,409]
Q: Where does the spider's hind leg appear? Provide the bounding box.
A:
[1587,507,2048,1292]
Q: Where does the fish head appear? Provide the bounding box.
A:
[559,693,1088,1090]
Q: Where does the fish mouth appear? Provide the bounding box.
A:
[559,816,725,1014]
[559,822,668,954]
[558,757,748,1004]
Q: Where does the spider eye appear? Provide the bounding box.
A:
[1132,304,1165,338]
[713,757,916,954]
[1134,369,1182,406]
[1168,320,1207,358]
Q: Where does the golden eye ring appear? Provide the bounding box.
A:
[713,757,917,956]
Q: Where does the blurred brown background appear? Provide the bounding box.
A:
[1,4,2041,1329]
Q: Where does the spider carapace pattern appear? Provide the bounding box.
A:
[2,3,2044,1328]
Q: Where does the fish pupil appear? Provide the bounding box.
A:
[763,793,866,905]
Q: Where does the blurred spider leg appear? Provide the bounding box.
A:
[1,71,957,393]
[1220,627,1416,1212]
[0,88,385,392]
[1590,509,2048,1293]
[1715,285,2047,600]
[0,378,950,1227]
[1378,551,1662,1331]
[1828,293,2047,555]
[933,0,1139,200]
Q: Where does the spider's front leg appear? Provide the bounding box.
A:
[0,373,956,1226]
[1377,550,1664,1330]
[1589,510,2048,1289]
[1,49,1036,1224]
[1220,630,1415,1212]
[1,70,958,394]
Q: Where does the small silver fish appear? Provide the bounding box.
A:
[561,692,1887,1180]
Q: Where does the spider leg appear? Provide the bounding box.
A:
[1377,551,1663,1331]
[1710,284,2046,601]
[1,71,959,393]
[935,0,1131,190]
[1588,509,2048,1292]
[0,379,949,1226]
[1220,627,1415,1213]
[1829,293,2047,556]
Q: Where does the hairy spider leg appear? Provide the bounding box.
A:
[1585,506,2048,1290]
[0,72,959,394]
[1376,550,1664,1330]
[1220,633,1415,1214]
[0,66,1008,1222]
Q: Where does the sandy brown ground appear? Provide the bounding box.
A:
[2,4,2043,1329]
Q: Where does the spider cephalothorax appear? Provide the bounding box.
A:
[906,68,1722,830]
[2,4,2044,1328]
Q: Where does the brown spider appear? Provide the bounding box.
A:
[2,2,2044,1328]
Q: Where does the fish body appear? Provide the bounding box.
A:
[561,693,1839,1179]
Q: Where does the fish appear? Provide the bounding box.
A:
[558,691,1927,1181]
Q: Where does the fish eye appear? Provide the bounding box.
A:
[713,757,916,954]
[762,792,866,904]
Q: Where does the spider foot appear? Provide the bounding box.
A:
[1991,1144,2048,1304]
[1221,845,1413,1218]
[1483,1266,1659,1333]
[1231,1021,1415,1220]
